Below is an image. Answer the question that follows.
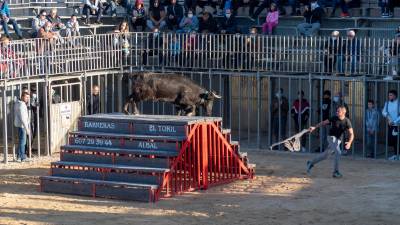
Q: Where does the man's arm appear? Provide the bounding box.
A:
[309,119,330,132]
[345,127,354,150]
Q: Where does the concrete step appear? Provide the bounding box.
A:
[40,176,158,202]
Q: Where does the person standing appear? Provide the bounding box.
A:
[306,105,354,178]
[382,89,400,159]
[87,85,100,115]
[291,90,310,149]
[271,88,289,143]
[316,90,331,152]
[365,100,379,158]
[14,92,31,162]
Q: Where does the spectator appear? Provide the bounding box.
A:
[142,28,164,66]
[244,26,259,70]
[219,9,237,34]
[166,0,184,30]
[103,0,118,17]
[14,92,30,162]
[262,2,279,35]
[384,33,400,81]
[113,21,130,55]
[38,21,61,42]
[289,0,308,16]
[147,0,167,31]
[291,90,310,149]
[379,0,394,17]
[87,85,100,114]
[83,0,104,25]
[271,88,289,143]
[47,8,66,32]
[0,0,23,39]
[324,30,342,75]
[66,15,81,43]
[339,29,361,75]
[366,100,379,158]
[32,10,49,38]
[199,12,218,33]
[382,90,400,160]
[330,0,360,18]
[178,10,199,33]
[183,30,198,67]
[51,89,61,104]
[131,0,146,31]
[296,0,324,37]
[232,0,260,17]
[167,34,182,66]
[197,0,219,15]
[184,0,197,12]
[0,36,24,78]
[316,90,331,152]
[251,0,284,20]
[332,91,349,117]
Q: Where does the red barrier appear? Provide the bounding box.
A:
[158,122,254,198]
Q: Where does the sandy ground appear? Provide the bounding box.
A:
[1,151,400,225]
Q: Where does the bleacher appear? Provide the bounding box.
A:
[1,0,400,40]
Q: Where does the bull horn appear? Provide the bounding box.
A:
[212,92,222,99]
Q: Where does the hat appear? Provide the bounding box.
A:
[331,30,340,37]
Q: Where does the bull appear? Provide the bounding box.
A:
[123,72,221,116]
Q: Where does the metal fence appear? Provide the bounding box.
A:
[0,32,399,80]
[2,32,400,163]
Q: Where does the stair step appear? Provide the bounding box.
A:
[61,145,179,156]
[70,131,187,141]
[78,113,222,136]
[51,161,168,185]
[40,176,158,202]
[61,145,175,168]
[68,133,182,152]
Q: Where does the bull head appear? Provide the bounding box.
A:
[200,91,221,116]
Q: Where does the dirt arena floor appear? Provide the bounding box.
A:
[1,151,399,225]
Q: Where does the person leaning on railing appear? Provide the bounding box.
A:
[0,36,25,78]
[0,0,23,39]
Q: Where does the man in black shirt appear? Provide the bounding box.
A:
[307,105,354,178]
[87,85,100,115]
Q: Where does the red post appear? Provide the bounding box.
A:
[201,124,209,189]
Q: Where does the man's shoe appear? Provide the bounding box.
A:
[332,171,343,178]
[22,158,32,162]
[306,161,313,175]
[340,12,350,18]
[15,158,22,163]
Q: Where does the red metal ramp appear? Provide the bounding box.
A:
[40,114,255,202]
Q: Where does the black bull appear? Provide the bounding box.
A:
[123,73,221,116]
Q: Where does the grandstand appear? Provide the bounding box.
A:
[0,0,399,39]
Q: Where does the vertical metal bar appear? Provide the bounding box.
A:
[2,82,8,163]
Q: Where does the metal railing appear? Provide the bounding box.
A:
[0,32,399,80]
